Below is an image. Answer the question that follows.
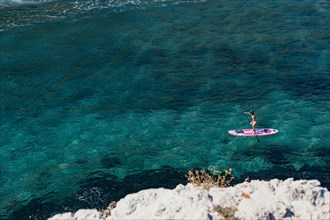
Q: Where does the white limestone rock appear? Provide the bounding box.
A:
[48,212,73,220]
[48,209,99,220]
[210,178,329,220]
[74,209,100,219]
[48,178,330,220]
[107,184,217,220]
[107,179,329,220]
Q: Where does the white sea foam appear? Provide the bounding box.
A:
[0,0,208,30]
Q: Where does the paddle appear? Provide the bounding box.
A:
[245,113,260,143]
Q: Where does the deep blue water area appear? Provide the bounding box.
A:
[1,0,329,219]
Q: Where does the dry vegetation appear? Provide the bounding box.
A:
[100,201,117,218]
[214,206,240,220]
[186,168,234,189]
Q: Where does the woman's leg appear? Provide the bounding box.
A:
[251,121,256,130]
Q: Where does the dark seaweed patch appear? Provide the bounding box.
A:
[100,154,121,169]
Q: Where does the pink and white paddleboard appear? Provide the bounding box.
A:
[228,128,278,137]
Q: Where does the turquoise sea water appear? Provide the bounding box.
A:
[1,0,329,219]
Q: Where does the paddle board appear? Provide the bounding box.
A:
[228,128,278,137]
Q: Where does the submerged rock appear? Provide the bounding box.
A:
[48,178,329,220]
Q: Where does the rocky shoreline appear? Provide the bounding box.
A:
[49,178,329,220]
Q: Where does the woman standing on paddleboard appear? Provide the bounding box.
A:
[245,111,257,130]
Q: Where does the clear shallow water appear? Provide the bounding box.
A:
[1,0,329,219]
